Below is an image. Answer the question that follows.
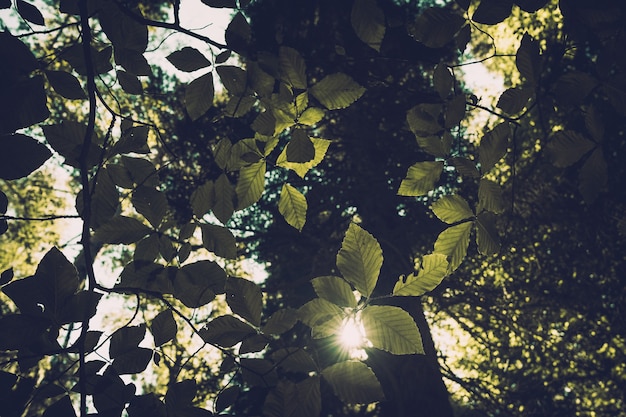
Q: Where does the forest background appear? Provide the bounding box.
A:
[0,0,625,416]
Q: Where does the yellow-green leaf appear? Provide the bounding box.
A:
[361,305,424,354]
[310,73,365,110]
[393,253,448,296]
[278,183,307,231]
[236,161,266,210]
[321,361,384,404]
[311,276,357,308]
[431,194,473,224]
[433,221,472,271]
[475,212,500,255]
[351,0,385,52]
[398,161,443,196]
[336,223,382,298]
[277,137,331,178]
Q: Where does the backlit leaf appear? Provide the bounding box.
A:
[226,277,263,326]
[409,8,465,48]
[397,161,443,196]
[110,324,146,358]
[45,70,85,99]
[276,138,331,178]
[310,73,365,110]
[112,347,152,375]
[432,194,474,224]
[132,186,168,228]
[215,386,239,413]
[225,12,251,53]
[199,315,256,347]
[217,65,247,96]
[201,0,236,7]
[213,173,235,224]
[174,260,226,308]
[278,183,307,231]
[554,71,598,104]
[475,212,500,255]
[271,348,317,373]
[547,130,595,167]
[200,223,237,259]
[117,70,142,94]
[450,156,480,178]
[0,134,51,180]
[444,93,466,128]
[479,122,510,173]
[93,216,151,244]
[151,310,177,347]
[262,308,298,335]
[185,73,214,120]
[298,298,344,338]
[336,223,382,298]
[311,276,357,308]
[286,129,315,163]
[496,86,532,115]
[279,46,307,89]
[236,161,266,209]
[42,396,76,417]
[477,178,505,214]
[190,181,215,217]
[515,33,540,85]
[299,107,325,126]
[393,253,448,296]
[433,221,473,271]
[351,0,386,52]
[361,305,424,354]
[322,362,384,404]
[166,47,211,72]
[407,103,442,136]
[433,63,454,98]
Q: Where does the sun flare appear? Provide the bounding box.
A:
[339,317,364,349]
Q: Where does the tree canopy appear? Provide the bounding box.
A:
[0,0,625,416]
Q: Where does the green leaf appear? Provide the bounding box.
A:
[407,103,442,136]
[2,247,79,320]
[185,72,215,121]
[431,194,474,224]
[16,0,44,25]
[240,333,269,353]
[199,315,256,347]
[397,161,444,196]
[213,173,235,224]
[98,2,147,52]
[547,130,595,168]
[42,396,77,417]
[151,310,177,347]
[174,260,226,308]
[433,221,473,271]
[111,125,150,155]
[110,324,146,358]
[392,253,448,296]
[321,361,384,404]
[298,107,325,126]
[475,212,500,255]
[472,0,513,24]
[361,305,424,354]
[264,378,321,417]
[166,47,211,72]
[496,87,532,115]
[122,156,158,186]
[433,63,454,99]
[450,156,480,178]
[351,0,386,52]
[93,216,151,244]
[235,161,266,210]
[43,121,103,169]
[200,223,237,259]
[336,223,382,298]
[262,308,298,335]
[217,65,247,96]
[298,298,344,339]
[0,134,51,180]
[117,70,142,94]
[279,46,307,89]
[190,181,215,218]
[271,348,317,373]
[409,8,465,48]
[241,358,277,387]
[276,138,331,178]
[578,148,607,204]
[45,70,85,99]
[278,183,307,231]
[286,129,315,163]
[479,122,510,173]
[415,135,450,158]
[225,277,263,326]
[477,179,505,214]
[444,94,466,128]
[310,73,365,110]
[311,276,357,308]
[515,33,541,85]
[112,347,152,375]
[132,186,168,228]
[114,48,152,75]
[84,168,121,228]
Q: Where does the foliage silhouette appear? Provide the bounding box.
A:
[0,0,625,416]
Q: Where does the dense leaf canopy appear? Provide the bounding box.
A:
[1,0,625,416]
